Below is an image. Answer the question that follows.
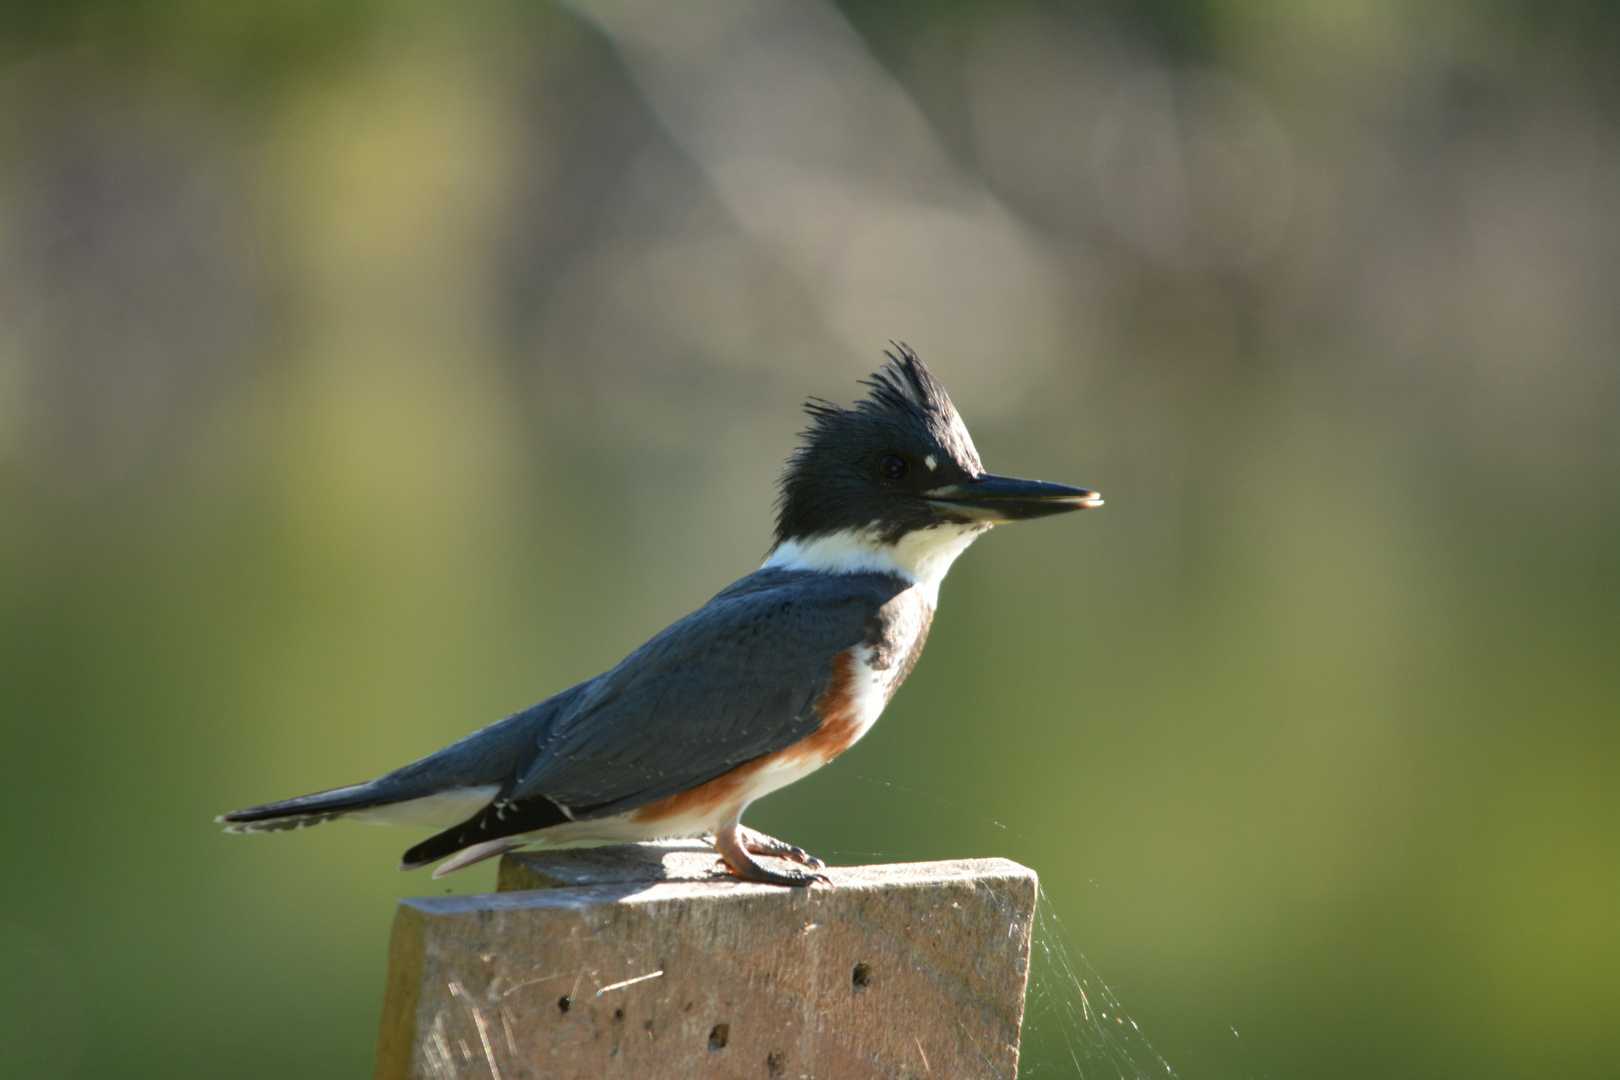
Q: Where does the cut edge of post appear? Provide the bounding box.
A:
[372,903,427,1080]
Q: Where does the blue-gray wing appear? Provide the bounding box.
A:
[509,568,912,818]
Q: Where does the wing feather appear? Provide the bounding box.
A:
[510,568,909,818]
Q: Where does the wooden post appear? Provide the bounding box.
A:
[375,841,1037,1079]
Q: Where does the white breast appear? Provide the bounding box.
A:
[842,642,897,747]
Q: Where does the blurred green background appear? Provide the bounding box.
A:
[1,1,1617,1077]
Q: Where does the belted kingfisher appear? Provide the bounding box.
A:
[219,346,1101,886]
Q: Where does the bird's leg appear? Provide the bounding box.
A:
[734,825,826,870]
[711,818,831,887]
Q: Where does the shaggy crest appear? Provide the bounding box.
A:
[774,344,984,544]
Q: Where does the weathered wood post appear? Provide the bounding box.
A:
[374,841,1037,1079]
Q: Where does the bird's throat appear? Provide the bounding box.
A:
[763,522,990,606]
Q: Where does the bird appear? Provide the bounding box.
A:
[218,346,1102,886]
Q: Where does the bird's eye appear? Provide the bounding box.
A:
[878,454,908,480]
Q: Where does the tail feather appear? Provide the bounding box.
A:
[217,783,388,834]
[414,838,526,878]
[399,794,571,871]
[217,684,584,841]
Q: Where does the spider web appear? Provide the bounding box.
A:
[846,776,1178,1079]
[1020,888,1177,1079]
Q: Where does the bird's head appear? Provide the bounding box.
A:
[768,345,1100,587]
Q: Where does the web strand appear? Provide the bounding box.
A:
[852,774,1177,1078]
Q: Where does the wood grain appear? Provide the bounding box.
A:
[375,841,1037,1079]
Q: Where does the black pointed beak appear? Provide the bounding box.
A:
[923,473,1103,522]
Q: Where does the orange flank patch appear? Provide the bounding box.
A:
[629,756,771,825]
[778,649,866,765]
[631,649,864,826]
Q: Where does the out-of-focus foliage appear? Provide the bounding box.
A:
[1,2,1616,1078]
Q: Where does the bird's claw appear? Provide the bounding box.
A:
[709,855,831,887]
[734,826,826,870]
[786,869,835,888]
[709,825,835,888]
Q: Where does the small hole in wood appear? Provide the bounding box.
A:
[766,1049,787,1076]
[613,1007,624,1022]
[852,962,872,991]
[708,1023,730,1051]
[557,995,572,1014]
